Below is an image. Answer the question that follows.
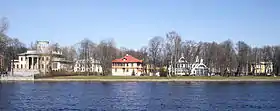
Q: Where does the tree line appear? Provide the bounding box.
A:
[1,17,280,76]
[0,17,27,72]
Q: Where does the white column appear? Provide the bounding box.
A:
[37,57,39,70]
[31,57,34,70]
[26,57,28,70]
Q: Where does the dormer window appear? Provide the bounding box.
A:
[123,58,127,61]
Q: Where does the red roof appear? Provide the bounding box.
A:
[112,54,143,63]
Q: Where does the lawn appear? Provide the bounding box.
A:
[48,75,280,80]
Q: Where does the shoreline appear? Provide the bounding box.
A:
[1,78,280,82]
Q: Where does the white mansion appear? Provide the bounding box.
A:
[169,54,209,76]
[73,58,103,73]
[11,41,72,76]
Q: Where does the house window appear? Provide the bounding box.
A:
[21,64,23,69]
[21,57,23,61]
[42,65,44,69]
[46,57,49,61]
[123,68,125,72]
[115,68,117,72]
[17,64,19,69]
[126,69,129,72]
[52,63,58,69]
[42,57,44,61]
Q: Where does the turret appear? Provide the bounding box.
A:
[195,56,199,63]
[200,58,204,64]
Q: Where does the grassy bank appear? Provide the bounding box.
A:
[35,76,280,82]
[47,75,280,79]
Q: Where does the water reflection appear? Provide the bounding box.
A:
[1,82,280,110]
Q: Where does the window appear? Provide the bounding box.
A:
[21,64,23,69]
[42,65,44,69]
[46,57,49,61]
[115,68,117,72]
[42,57,44,61]
[21,57,23,61]
[52,63,58,69]
[17,64,19,69]
[126,69,129,72]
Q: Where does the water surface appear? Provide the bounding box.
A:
[1,81,280,111]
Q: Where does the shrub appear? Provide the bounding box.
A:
[159,67,167,77]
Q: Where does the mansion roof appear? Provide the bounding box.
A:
[112,54,142,63]
[17,50,63,56]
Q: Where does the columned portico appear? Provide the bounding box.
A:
[11,40,73,75]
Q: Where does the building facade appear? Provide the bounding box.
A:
[143,64,161,76]
[189,57,209,76]
[112,54,143,76]
[11,41,72,76]
[168,55,209,76]
[74,58,102,73]
[251,62,273,75]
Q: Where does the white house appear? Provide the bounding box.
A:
[168,54,190,76]
[168,55,209,76]
[74,58,102,73]
[189,57,209,76]
[112,54,143,76]
[11,41,72,76]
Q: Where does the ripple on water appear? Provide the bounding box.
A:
[1,82,280,110]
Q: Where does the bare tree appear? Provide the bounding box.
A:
[46,43,59,75]
[148,36,164,75]
[219,40,237,76]
[165,31,182,76]
[236,41,251,76]
[272,46,280,76]
[97,39,117,76]
[0,17,8,33]
[77,38,94,75]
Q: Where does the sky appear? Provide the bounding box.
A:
[1,0,280,49]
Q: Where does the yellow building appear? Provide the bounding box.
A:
[143,64,166,76]
[112,54,143,76]
[251,62,273,74]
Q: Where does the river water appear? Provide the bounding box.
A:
[1,81,280,111]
